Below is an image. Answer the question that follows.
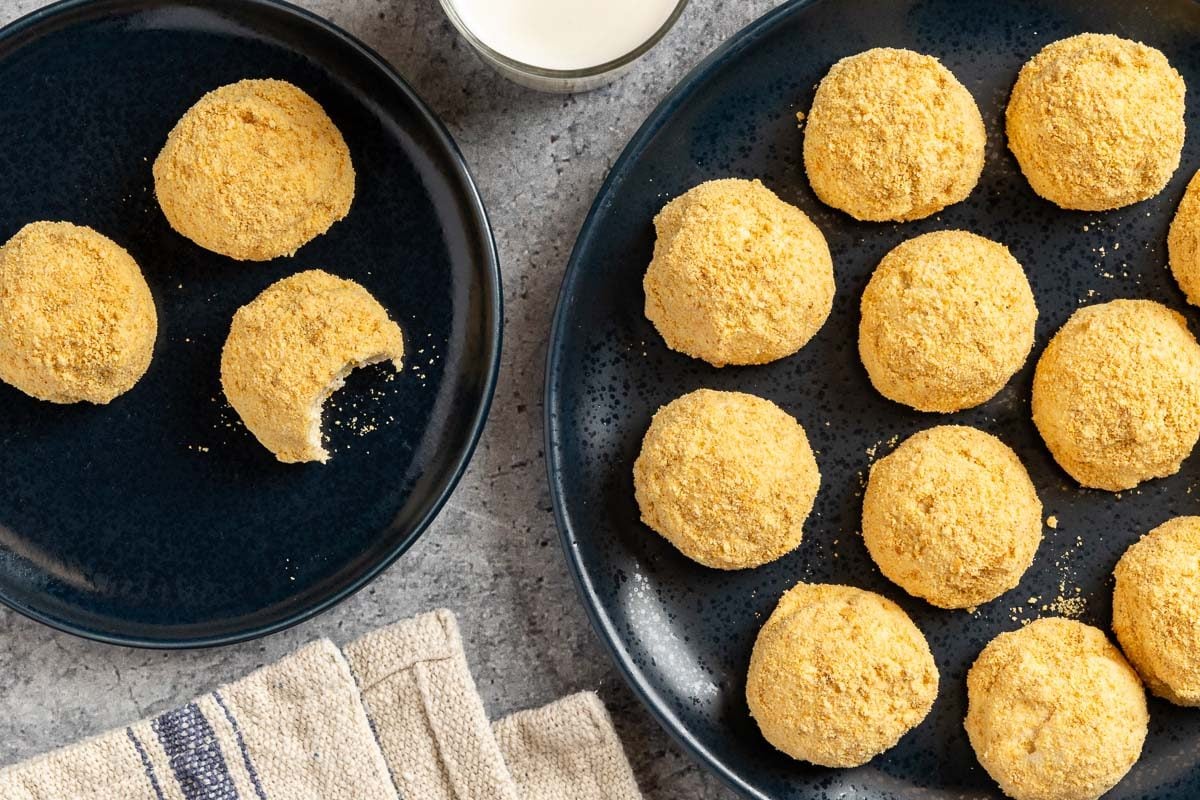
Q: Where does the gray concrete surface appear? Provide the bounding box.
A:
[0,1,786,796]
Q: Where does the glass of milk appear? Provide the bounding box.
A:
[438,0,689,92]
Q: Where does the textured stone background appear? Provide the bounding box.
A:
[0,1,788,797]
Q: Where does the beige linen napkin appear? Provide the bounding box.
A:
[0,610,644,800]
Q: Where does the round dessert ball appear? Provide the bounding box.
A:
[643,178,834,367]
[859,230,1037,412]
[965,618,1148,800]
[154,79,355,261]
[1168,169,1200,306]
[746,582,938,768]
[221,269,404,464]
[632,389,819,569]
[1032,299,1200,491]
[803,48,985,222]
[1007,33,1185,211]
[1113,516,1200,706]
[863,426,1042,609]
[0,221,156,404]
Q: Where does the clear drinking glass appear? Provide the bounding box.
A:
[437,0,690,93]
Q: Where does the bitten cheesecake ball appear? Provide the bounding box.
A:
[1113,516,1200,706]
[1032,300,1200,491]
[803,48,985,221]
[863,426,1042,609]
[221,270,403,464]
[154,79,355,261]
[643,179,834,367]
[746,583,938,767]
[0,221,156,404]
[632,389,819,569]
[965,618,1148,800]
[859,230,1037,412]
[1007,33,1185,211]
[1168,169,1200,306]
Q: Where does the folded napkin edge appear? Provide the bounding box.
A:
[495,691,613,750]
[343,608,461,690]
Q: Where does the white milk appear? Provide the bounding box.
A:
[450,0,679,71]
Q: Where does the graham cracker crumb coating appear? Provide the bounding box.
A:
[803,47,985,222]
[643,178,834,367]
[1113,516,1200,706]
[965,618,1148,800]
[1168,168,1200,306]
[1031,299,1200,491]
[746,583,938,768]
[632,389,819,569]
[154,79,354,261]
[859,230,1037,412]
[220,269,403,464]
[1007,33,1185,211]
[0,221,156,404]
[863,426,1043,609]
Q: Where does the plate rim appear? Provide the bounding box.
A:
[0,0,503,650]
[544,1,830,798]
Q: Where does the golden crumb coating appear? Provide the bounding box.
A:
[965,618,1148,800]
[632,389,819,569]
[154,79,354,261]
[1007,33,1185,211]
[1168,169,1200,306]
[221,269,403,464]
[0,221,156,404]
[643,179,834,367]
[863,426,1042,609]
[746,583,938,768]
[1113,516,1200,706]
[1032,299,1200,491]
[859,230,1037,412]
[803,48,985,222]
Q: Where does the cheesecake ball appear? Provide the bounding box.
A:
[863,426,1042,609]
[643,179,834,367]
[965,618,1148,800]
[1032,300,1200,491]
[221,270,403,464]
[632,389,819,569]
[1113,516,1200,706]
[859,230,1037,412]
[0,221,156,404]
[1168,169,1200,306]
[803,48,985,221]
[746,583,938,767]
[1007,33,1185,211]
[154,79,355,261]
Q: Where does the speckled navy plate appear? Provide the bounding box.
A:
[546,1,1200,797]
[0,0,500,647]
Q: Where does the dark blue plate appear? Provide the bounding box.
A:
[546,1,1200,797]
[0,0,501,647]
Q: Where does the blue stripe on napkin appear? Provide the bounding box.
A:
[151,702,239,800]
[212,691,267,800]
[125,728,166,800]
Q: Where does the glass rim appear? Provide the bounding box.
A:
[436,0,691,80]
